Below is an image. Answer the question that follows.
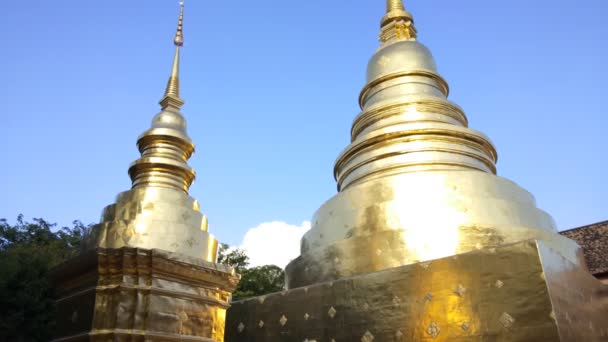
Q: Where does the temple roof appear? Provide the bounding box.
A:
[561,221,608,276]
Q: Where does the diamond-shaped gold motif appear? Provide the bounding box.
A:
[279,315,287,326]
[499,312,515,328]
[427,322,440,338]
[328,306,337,319]
[237,322,245,333]
[258,320,264,328]
[424,292,433,302]
[461,322,470,331]
[361,330,374,342]
[495,280,504,288]
[304,313,310,320]
[454,284,467,297]
[375,249,383,256]
[392,296,401,306]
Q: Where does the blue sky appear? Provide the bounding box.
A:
[1,0,607,247]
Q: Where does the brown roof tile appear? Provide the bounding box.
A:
[560,221,608,276]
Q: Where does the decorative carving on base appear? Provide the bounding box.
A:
[51,247,239,342]
[226,240,608,341]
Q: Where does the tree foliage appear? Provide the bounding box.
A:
[234,265,285,300]
[217,243,249,273]
[0,215,91,342]
[217,243,286,301]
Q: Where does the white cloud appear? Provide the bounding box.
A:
[239,221,311,269]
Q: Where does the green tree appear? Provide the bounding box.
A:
[217,243,249,273]
[0,215,91,342]
[217,243,286,301]
[233,265,285,301]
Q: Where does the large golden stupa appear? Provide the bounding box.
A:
[226,1,608,341]
[51,3,239,341]
[284,0,574,289]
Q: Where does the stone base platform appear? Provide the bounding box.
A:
[51,247,239,342]
[226,240,608,341]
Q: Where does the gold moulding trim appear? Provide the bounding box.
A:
[337,160,493,191]
[334,135,496,172]
[335,145,497,190]
[136,133,194,157]
[334,129,498,175]
[132,173,189,193]
[159,95,185,110]
[128,159,195,178]
[128,162,195,192]
[337,133,497,170]
[351,99,469,140]
[359,70,450,108]
[141,147,190,161]
[381,9,414,28]
[379,13,418,43]
[93,284,232,308]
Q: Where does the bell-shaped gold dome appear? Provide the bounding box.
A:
[367,41,438,84]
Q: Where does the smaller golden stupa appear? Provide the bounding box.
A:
[51,3,239,341]
[83,2,218,262]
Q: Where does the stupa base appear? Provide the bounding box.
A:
[51,247,239,342]
[226,240,608,341]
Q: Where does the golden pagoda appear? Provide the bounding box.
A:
[225,1,608,340]
[51,3,239,341]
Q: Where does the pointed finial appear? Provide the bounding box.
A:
[160,1,186,109]
[380,0,417,43]
[174,1,185,46]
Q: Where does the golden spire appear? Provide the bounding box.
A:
[128,0,196,193]
[380,0,417,42]
[160,1,185,109]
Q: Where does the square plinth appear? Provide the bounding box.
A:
[51,247,239,342]
[226,240,608,341]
